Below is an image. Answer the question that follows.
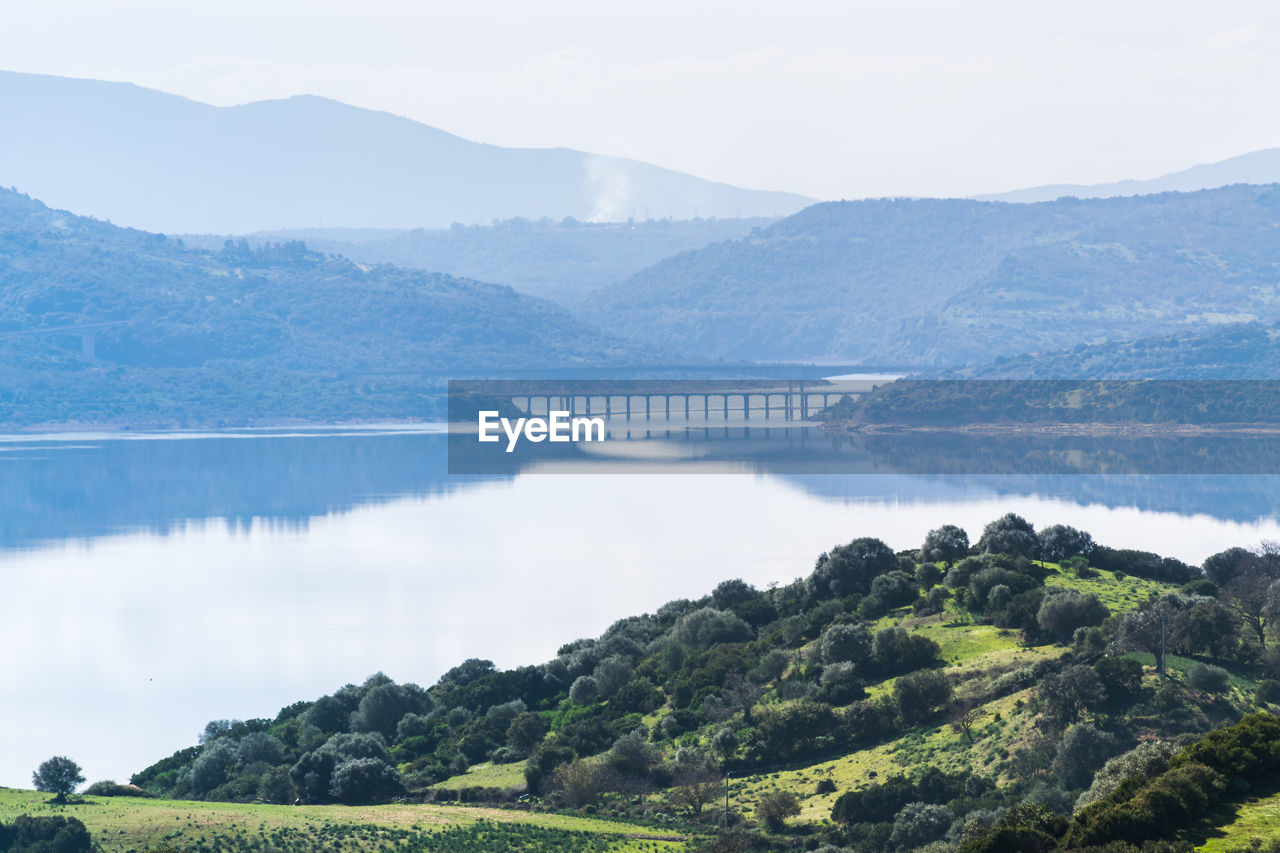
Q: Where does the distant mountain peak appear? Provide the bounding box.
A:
[977,147,1280,203]
[0,69,813,233]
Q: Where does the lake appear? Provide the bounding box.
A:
[2,427,1279,788]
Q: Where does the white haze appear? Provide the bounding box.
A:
[3,0,1280,200]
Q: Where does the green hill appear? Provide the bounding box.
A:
[0,188,658,427]
[48,514,1277,851]
[581,185,1280,366]
[953,321,1280,379]
[197,217,778,306]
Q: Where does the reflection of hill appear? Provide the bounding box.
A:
[7,429,1277,553]
[0,432,493,551]
[777,473,1280,525]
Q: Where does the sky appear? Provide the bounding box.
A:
[4,0,1280,201]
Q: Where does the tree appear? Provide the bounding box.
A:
[257,766,295,804]
[32,756,84,803]
[569,675,599,704]
[821,622,873,665]
[976,513,1037,557]
[608,729,655,777]
[921,525,970,567]
[950,701,982,744]
[893,669,952,724]
[349,683,411,740]
[507,711,550,756]
[1050,723,1116,789]
[889,801,952,850]
[1037,524,1095,563]
[711,727,739,764]
[552,758,603,806]
[808,538,898,598]
[1038,664,1107,728]
[1075,741,1178,811]
[756,790,801,831]
[673,607,752,650]
[1036,590,1109,643]
[1224,573,1280,651]
[188,740,237,796]
[328,758,403,804]
[1203,546,1256,586]
[670,762,720,817]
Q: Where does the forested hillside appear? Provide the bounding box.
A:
[0,188,657,426]
[582,185,1280,366]
[194,217,777,305]
[953,321,1280,379]
[126,513,1280,851]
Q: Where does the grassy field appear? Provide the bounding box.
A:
[1043,564,1179,610]
[0,788,692,852]
[731,688,1040,823]
[427,761,527,792]
[1194,784,1280,852]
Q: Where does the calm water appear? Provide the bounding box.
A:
[3,428,1280,788]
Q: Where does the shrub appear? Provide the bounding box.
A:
[1257,679,1280,705]
[821,622,873,665]
[1036,590,1109,643]
[889,802,953,850]
[569,675,599,705]
[0,816,93,853]
[83,780,155,798]
[328,758,403,804]
[1187,663,1231,694]
[893,670,952,724]
[756,789,801,831]
[1075,740,1178,811]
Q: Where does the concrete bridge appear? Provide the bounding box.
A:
[480,379,882,424]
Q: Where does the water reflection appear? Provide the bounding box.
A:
[2,429,1279,790]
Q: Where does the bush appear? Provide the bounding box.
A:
[1257,679,1280,705]
[821,622,873,665]
[569,675,599,704]
[83,780,155,798]
[756,789,801,831]
[1075,740,1178,811]
[889,801,952,850]
[976,513,1037,557]
[0,816,93,853]
[1187,663,1231,694]
[893,670,952,724]
[673,607,753,649]
[328,758,404,804]
[1036,590,1109,643]
[809,538,899,599]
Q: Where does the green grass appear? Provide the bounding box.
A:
[427,761,528,792]
[1043,564,1180,611]
[730,688,1041,823]
[1197,785,1280,852]
[0,788,691,852]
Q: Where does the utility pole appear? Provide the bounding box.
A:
[1160,611,1167,680]
[723,772,730,829]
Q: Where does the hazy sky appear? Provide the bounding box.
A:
[5,0,1280,199]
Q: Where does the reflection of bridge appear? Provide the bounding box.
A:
[0,320,131,360]
[494,380,881,423]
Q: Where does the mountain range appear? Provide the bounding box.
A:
[183,217,776,305]
[0,187,657,426]
[581,184,1280,366]
[979,147,1280,203]
[0,70,811,234]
